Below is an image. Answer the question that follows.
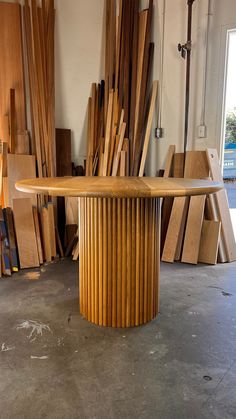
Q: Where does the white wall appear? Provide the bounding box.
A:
[55,0,104,165]
[55,0,236,173]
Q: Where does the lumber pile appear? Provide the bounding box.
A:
[161,146,236,265]
[85,0,157,178]
[23,0,56,177]
[71,0,157,260]
[0,0,64,275]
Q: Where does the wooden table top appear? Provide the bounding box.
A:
[16,177,223,199]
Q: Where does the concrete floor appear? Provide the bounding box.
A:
[0,259,236,419]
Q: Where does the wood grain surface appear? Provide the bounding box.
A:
[16,177,222,199]
[79,196,160,327]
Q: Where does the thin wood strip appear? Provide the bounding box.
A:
[87,198,91,321]
[117,198,122,327]
[112,122,126,176]
[107,198,112,326]
[139,81,158,176]
[131,198,136,326]
[135,198,140,326]
[120,150,126,176]
[41,206,51,262]
[84,198,88,317]
[143,198,149,323]
[139,198,145,324]
[9,89,16,154]
[102,198,108,326]
[133,10,148,154]
[32,206,43,264]
[98,198,103,324]
[102,90,114,176]
[121,199,126,327]
[126,198,131,327]
[94,198,99,323]
[112,198,117,327]
[91,198,95,323]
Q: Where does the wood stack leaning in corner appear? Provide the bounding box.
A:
[71,0,158,259]
[0,0,63,276]
[161,145,236,265]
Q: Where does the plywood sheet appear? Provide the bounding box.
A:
[7,154,37,208]
[0,2,26,139]
[13,198,39,268]
[198,220,221,265]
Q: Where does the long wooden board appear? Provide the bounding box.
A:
[181,195,206,264]
[160,145,175,252]
[181,151,209,264]
[13,198,39,269]
[198,220,221,265]
[7,154,37,208]
[173,153,184,178]
[206,148,236,262]
[56,128,72,176]
[32,206,43,264]
[162,197,189,263]
[139,81,158,176]
[0,3,26,140]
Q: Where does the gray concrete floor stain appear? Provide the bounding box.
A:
[0,259,236,419]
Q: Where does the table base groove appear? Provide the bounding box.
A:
[78,197,160,327]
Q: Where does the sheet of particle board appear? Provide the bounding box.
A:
[0,2,26,139]
[198,220,221,265]
[13,198,39,268]
[7,154,37,208]
[206,148,236,262]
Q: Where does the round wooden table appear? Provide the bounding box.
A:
[16,177,222,328]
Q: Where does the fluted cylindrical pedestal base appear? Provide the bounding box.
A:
[78,197,160,327]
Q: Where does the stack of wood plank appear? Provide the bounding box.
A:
[23,0,56,178]
[0,1,62,275]
[85,0,157,178]
[161,146,236,265]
